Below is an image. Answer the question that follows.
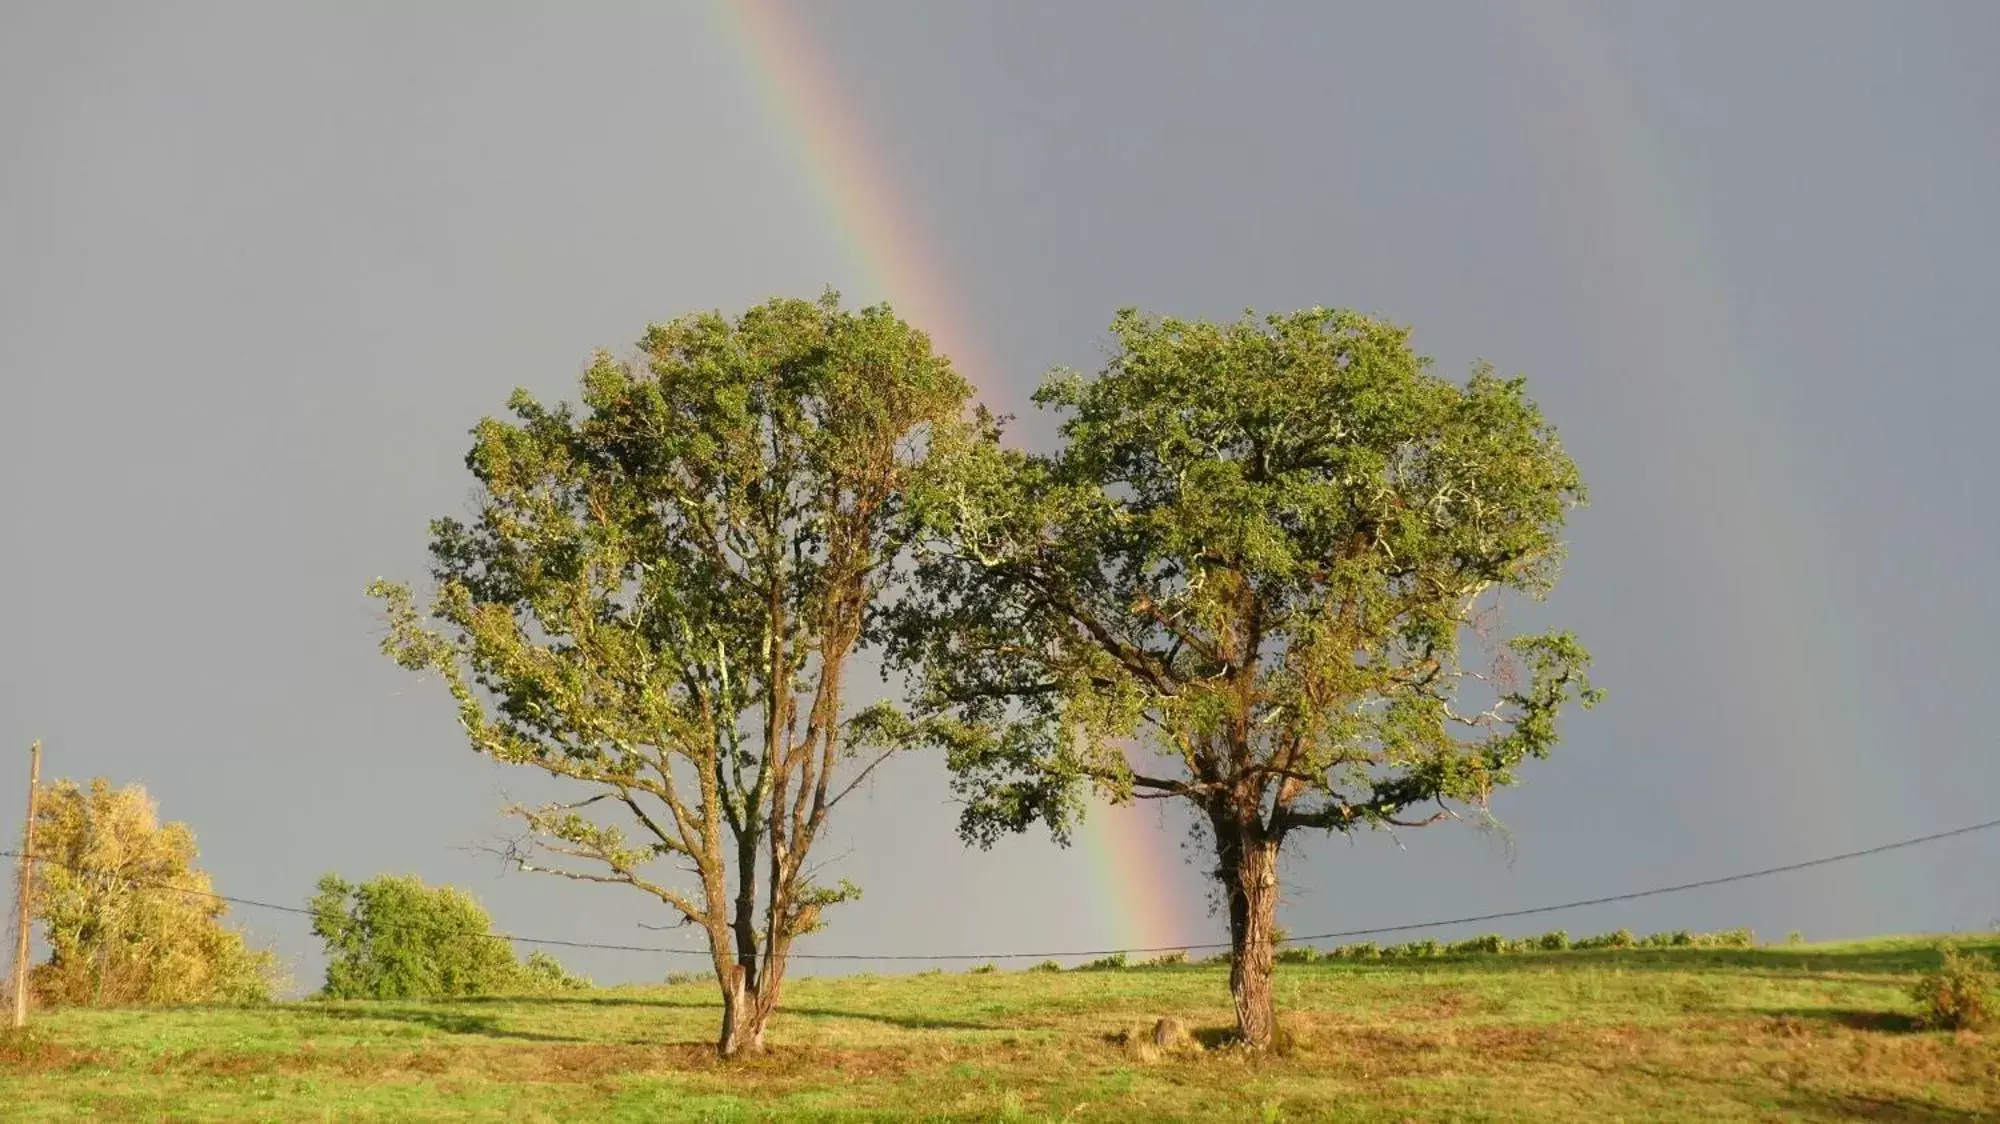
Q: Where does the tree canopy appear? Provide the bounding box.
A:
[891,307,1598,1046]
[372,292,973,1055]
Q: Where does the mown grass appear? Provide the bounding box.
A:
[4,935,1997,1121]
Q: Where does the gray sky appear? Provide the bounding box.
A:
[3,1,1996,989]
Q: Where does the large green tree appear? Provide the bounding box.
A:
[372,294,970,1056]
[892,308,1599,1047]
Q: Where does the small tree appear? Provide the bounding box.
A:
[893,308,1598,1047]
[1910,942,1995,1031]
[30,778,282,1007]
[308,874,522,999]
[519,950,592,992]
[372,293,970,1055]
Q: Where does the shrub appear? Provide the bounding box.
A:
[1695,928,1755,949]
[1911,943,1996,1030]
[518,951,590,992]
[1538,930,1571,951]
[1141,950,1188,968]
[1575,928,1636,950]
[1447,934,1507,956]
[1030,960,1063,973]
[1077,952,1129,972]
[1383,939,1441,959]
[1275,945,1319,964]
[665,971,704,986]
[969,963,999,975]
[309,874,521,999]
[1332,941,1379,960]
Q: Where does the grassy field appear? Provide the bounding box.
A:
[4,935,1997,1122]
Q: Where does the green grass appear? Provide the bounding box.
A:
[5,935,1997,1121]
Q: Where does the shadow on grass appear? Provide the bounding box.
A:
[1189,1025,1241,1051]
[456,993,711,1010]
[778,1007,997,1032]
[1763,1007,1927,1034]
[1780,1091,1994,1122]
[289,1005,587,1043]
[1619,1062,1994,1123]
[451,993,997,1032]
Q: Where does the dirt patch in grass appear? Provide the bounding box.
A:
[147,1039,926,1086]
[0,1030,106,1074]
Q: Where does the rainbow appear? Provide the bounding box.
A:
[712,0,995,396]
[1493,5,1884,915]
[1079,800,1194,956]
[715,0,1195,954]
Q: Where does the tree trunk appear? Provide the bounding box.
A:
[715,964,768,1058]
[1215,816,1281,1049]
[751,957,786,1054]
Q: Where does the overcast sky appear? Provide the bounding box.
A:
[4,1,1997,989]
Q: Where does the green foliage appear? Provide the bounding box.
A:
[1078,952,1129,972]
[1261,928,1764,963]
[29,778,283,1008]
[891,306,1595,1046]
[1910,943,1995,1030]
[1030,960,1063,973]
[309,874,521,1000]
[519,951,591,993]
[367,294,975,1053]
[894,306,1598,846]
[969,963,999,975]
[1142,951,1189,968]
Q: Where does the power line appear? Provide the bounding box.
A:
[1275,814,2000,949]
[4,814,1996,962]
[0,857,679,955]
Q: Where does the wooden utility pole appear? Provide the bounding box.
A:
[10,740,41,1029]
